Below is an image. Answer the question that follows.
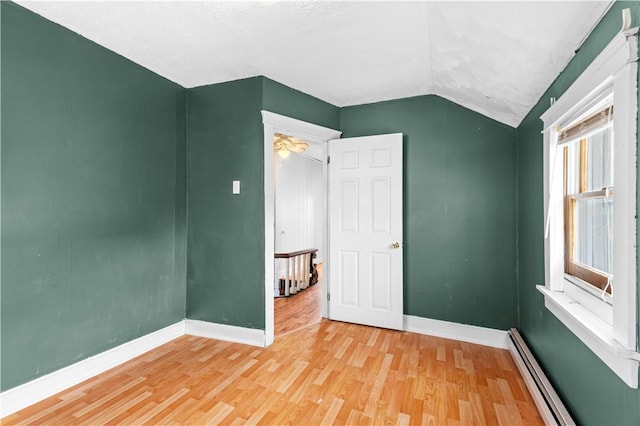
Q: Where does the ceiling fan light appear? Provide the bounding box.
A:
[278,148,290,159]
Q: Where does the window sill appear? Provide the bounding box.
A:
[537,285,639,388]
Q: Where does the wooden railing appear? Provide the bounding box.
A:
[274,248,318,297]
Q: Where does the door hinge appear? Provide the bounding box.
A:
[327,293,330,301]
[327,156,331,164]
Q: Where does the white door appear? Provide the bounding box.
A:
[328,133,403,330]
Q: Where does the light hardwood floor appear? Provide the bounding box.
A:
[2,320,543,425]
[274,281,322,337]
[274,263,323,337]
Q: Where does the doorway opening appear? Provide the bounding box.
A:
[273,139,324,337]
[261,111,341,346]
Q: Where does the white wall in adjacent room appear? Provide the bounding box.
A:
[274,152,323,263]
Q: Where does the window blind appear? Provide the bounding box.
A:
[557,106,613,146]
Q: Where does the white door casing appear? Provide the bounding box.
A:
[328,133,403,330]
[262,110,341,346]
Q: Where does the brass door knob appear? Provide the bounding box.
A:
[392,242,400,249]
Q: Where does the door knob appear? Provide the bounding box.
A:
[392,242,400,249]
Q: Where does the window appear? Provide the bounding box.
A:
[562,106,613,297]
[539,27,638,388]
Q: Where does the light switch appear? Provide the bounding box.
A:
[232,180,240,194]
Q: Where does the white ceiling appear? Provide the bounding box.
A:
[16,1,613,127]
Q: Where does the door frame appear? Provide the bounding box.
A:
[261,111,341,346]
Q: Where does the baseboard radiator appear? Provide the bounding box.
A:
[508,328,575,426]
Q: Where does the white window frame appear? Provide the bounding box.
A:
[539,27,639,388]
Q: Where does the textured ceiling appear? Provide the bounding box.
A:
[16,1,612,127]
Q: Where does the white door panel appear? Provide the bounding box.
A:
[329,133,403,330]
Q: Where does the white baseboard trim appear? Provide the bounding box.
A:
[0,321,185,418]
[185,319,265,348]
[403,315,509,349]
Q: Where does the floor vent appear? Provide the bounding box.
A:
[508,328,575,426]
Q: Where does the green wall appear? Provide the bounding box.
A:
[185,76,339,328]
[341,96,517,330]
[262,77,340,130]
[186,78,265,328]
[174,93,188,317]
[189,78,521,334]
[1,2,186,390]
[516,2,640,424]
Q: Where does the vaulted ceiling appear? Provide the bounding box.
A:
[17,1,613,127]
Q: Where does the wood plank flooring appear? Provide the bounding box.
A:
[3,320,543,425]
[274,281,322,337]
[274,263,323,338]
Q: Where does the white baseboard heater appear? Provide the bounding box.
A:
[508,328,575,426]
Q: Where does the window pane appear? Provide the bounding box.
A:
[574,197,613,274]
[566,142,579,195]
[586,126,613,191]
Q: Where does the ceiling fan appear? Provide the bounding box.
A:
[273,133,308,158]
